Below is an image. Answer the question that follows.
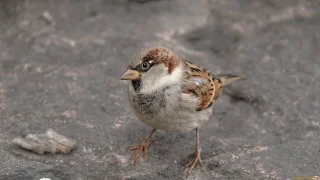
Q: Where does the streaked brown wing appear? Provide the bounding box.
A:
[182,60,221,111]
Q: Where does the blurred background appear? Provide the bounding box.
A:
[0,0,319,179]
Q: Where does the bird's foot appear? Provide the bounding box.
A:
[127,129,156,165]
[184,151,204,173]
[127,138,150,165]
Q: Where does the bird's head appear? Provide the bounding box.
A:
[120,46,183,93]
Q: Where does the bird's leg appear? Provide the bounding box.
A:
[127,128,156,165]
[184,128,204,173]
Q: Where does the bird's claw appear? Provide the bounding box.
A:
[127,139,150,165]
[184,152,204,174]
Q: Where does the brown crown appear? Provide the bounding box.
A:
[143,47,180,74]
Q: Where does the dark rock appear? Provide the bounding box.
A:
[0,0,319,179]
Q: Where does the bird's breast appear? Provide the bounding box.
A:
[132,91,166,116]
[128,84,212,132]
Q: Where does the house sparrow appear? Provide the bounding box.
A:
[120,46,243,173]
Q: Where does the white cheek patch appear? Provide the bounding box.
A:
[140,65,183,94]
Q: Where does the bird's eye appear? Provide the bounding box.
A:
[135,60,153,72]
[142,62,150,69]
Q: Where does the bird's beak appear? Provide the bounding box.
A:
[120,68,141,80]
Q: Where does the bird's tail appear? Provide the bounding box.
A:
[213,74,245,86]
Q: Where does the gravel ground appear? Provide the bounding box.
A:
[0,0,319,179]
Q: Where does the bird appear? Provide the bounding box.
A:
[120,46,243,173]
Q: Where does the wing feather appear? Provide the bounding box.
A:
[181,60,243,111]
[182,60,218,111]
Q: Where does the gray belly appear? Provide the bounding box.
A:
[129,87,213,133]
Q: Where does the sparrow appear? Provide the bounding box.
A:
[120,46,243,173]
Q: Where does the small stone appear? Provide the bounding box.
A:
[12,129,76,155]
[41,11,55,25]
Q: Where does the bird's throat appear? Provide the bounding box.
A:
[131,80,142,92]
